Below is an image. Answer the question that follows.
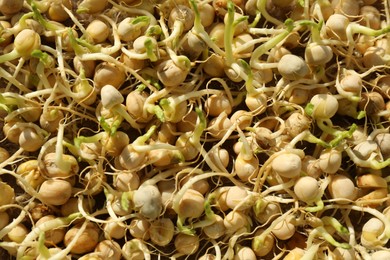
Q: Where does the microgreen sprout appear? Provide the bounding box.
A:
[99,84,142,131]
[250,18,294,70]
[118,16,150,42]
[0,29,41,63]
[306,220,351,249]
[17,213,82,258]
[31,2,63,31]
[223,0,249,66]
[77,0,107,14]
[189,0,224,56]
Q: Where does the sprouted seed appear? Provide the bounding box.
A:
[0,0,390,259]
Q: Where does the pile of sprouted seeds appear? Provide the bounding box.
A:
[2,0,390,259]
